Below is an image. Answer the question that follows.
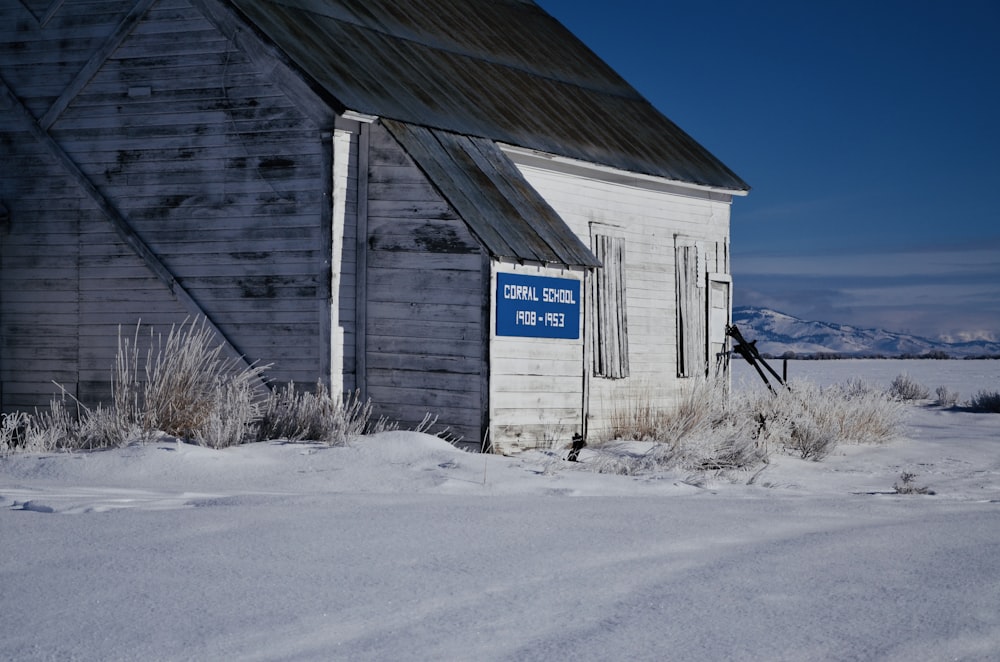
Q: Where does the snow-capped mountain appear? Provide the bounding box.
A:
[731,307,1000,358]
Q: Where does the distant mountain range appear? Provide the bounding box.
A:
[731,307,1000,359]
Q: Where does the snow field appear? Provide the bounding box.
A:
[1,359,998,661]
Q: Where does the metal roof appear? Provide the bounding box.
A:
[383,120,602,268]
[227,0,750,192]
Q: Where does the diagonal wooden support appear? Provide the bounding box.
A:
[38,0,158,129]
[726,324,788,395]
[0,74,262,382]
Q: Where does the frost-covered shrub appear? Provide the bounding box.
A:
[137,319,269,441]
[0,318,407,454]
[692,415,768,470]
[592,375,904,474]
[888,373,930,401]
[609,378,725,443]
[732,383,848,460]
[600,380,722,471]
[832,381,905,443]
[597,379,767,472]
[195,375,264,449]
[0,411,28,456]
[735,380,902,457]
[586,441,682,476]
[592,415,765,476]
[0,317,403,454]
[968,390,1000,413]
[257,383,375,445]
[935,385,960,408]
[894,471,935,495]
[1,395,110,455]
[789,420,837,461]
[22,396,84,452]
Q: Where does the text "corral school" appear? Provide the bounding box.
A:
[502,284,577,305]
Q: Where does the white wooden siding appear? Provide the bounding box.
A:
[509,155,732,440]
[489,263,584,454]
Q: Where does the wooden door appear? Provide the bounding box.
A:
[707,274,732,379]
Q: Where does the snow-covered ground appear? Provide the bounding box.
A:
[733,356,999,396]
[3,360,999,661]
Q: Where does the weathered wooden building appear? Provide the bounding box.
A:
[1,0,749,453]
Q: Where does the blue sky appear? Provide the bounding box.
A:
[537,1,1000,342]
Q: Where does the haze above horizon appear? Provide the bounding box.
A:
[537,0,1000,342]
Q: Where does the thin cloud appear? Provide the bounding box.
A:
[733,242,1000,341]
[735,245,1000,280]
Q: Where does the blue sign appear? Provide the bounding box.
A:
[496,272,580,339]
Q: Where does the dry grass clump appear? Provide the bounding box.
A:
[585,441,683,476]
[258,383,392,446]
[744,379,904,459]
[935,386,960,408]
[589,375,905,474]
[609,378,725,443]
[968,390,1000,413]
[594,379,766,474]
[139,320,265,440]
[103,319,271,448]
[2,393,113,454]
[1,318,389,456]
[194,374,267,449]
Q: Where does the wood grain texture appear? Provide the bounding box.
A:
[362,123,485,444]
[1,0,335,411]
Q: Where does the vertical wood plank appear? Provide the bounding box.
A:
[329,128,351,397]
[581,268,591,439]
[318,131,333,388]
[479,249,491,450]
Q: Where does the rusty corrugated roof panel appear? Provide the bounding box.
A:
[384,120,601,268]
[227,0,749,192]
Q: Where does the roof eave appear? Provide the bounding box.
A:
[499,144,750,197]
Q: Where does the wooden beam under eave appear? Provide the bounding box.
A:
[354,123,370,403]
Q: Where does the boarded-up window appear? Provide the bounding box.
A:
[592,234,629,379]
[676,242,706,377]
